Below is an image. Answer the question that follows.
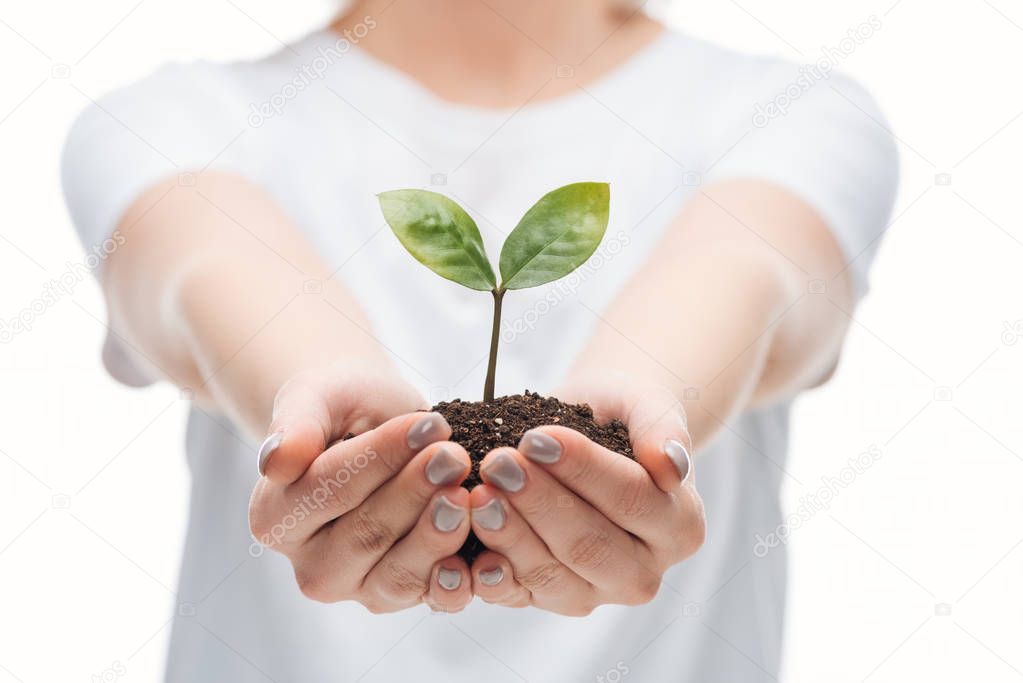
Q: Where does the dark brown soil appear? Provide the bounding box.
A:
[431,391,632,563]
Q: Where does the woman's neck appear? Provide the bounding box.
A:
[334,0,663,108]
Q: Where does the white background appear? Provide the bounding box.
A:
[1,0,1021,681]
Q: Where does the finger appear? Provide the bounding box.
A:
[468,485,595,616]
[260,378,335,483]
[622,386,694,493]
[561,381,692,493]
[361,488,470,610]
[517,426,673,541]
[280,412,451,534]
[259,369,428,483]
[309,442,469,569]
[252,431,462,555]
[264,438,466,558]
[425,556,473,613]
[470,551,530,608]
[480,449,659,603]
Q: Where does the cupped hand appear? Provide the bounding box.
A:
[248,364,476,613]
[465,374,705,615]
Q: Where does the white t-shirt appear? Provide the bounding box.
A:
[62,28,897,683]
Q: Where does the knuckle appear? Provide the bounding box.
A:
[376,561,427,604]
[516,491,556,521]
[362,598,397,615]
[376,440,409,475]
[248,510,272,543]
[560,445,601,488]
[444,598,471,614]
[248,488,280,543]
[685,512,707,557]
[625,570,662,605]
[615,475,654,520]
[376,414,424,472]
[484,594,518,608]
[672,499,707,560]
[349,508,395,555]
[294,566,335,603]
[516,561,565,593]
[403,480,434,511]
[562,601,598,617]
[484,588,517,605]
[427,600,464,614]
[308,475,359,517]
[494,518,529,548]
[249,512,295,555]
[422,529,461,558]
[567,530,614,572]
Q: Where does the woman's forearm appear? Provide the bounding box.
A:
[172,252,390,436]
[104,172,391,437]
[567,248,784,449]
[568,180,853,449]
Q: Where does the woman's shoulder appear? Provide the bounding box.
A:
[653,26,892,169]
[60,32,333,190]
[656,25,884,108]
[68,41,308,134]
[61,59,251,195]
[671,26,887,114]
[655,27,897,296]
[59,39,318,255]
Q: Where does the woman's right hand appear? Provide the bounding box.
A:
[248,364,475,613]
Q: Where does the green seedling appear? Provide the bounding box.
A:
[378,182,610,401]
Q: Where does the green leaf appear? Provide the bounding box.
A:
[499,182,610,290]
[378,189,497,291]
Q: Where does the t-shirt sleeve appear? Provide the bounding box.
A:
[704,66,899,298]
[61,62,250,385]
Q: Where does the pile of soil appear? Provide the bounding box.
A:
[431,391,632,563]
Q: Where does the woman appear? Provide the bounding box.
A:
[62,1,897,680]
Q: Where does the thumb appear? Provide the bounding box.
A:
[559,375,693,494]
[630,384,695,490]
[258,379,332,484]
[623,385,694,494]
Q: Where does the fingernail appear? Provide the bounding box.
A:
[482,451,525,493]
[432,495,466,532]
[663,439,692,483]
[479,567,503,586]
[408,413,450,451]
[519,430,562,464]
[257,431,283,476]
[438,567,461,591]
[425,446,464,486]
[472,498,506,531]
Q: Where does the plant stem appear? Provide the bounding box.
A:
[483,288,505,402]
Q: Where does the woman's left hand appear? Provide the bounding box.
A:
[466,375,706,615]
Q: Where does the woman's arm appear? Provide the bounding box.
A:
[103,171,478,612]
[104,171,395,438]
[465,180,855,613]
[566,178,854,448]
